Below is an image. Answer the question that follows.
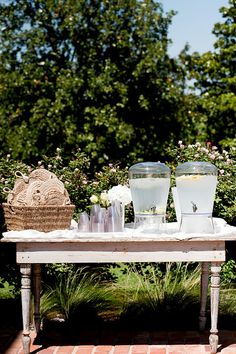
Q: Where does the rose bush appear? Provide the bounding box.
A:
[0,141,235,227]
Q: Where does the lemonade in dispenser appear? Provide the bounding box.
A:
[175,161,218,233]
[128,162,170,231]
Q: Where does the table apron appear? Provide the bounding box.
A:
[16,241,226,263]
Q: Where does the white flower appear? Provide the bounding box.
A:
[108,185,132,206]
[100,191,110,206]
[90,195,99,204]
[200,147,209,154]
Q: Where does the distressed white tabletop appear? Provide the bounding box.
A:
[2,218,236,242]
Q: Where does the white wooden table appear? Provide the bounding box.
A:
[2,220,236,354]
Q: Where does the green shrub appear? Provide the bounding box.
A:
[108,262,201,327]
[221,260,236,287]
[0,277,16,299]
[40,266,113,324]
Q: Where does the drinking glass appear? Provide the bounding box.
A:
[78,211,90,232]
[90,205,106,232]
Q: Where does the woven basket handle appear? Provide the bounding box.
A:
[3,187,12,194]
[15,171,29,183]
[3,187,15,204]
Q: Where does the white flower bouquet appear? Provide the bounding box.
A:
[84,184,132,232]
[90,184,132,207]
[107,184,132,206]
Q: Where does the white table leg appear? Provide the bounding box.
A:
[20,263,31,354]
[33,264,41,333]
[199,262,209,331]
[209,262,221,354]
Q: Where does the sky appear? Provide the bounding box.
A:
[162,0,229,57]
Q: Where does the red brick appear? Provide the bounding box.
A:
[182,345,205,353]
[168,344,209,353]
[130,344,149,353]
[113,345,131,354]
[4,329,236,354]
[76,345,95,353]
[149,347,166,354]
[75,350,94,354]
[94,345,114,353]
[56,345,76,353]
[37,348,58,354]
[203,344,212,353]
[30,344,42,350]
[221,349,236,354]
[168,345,191,354]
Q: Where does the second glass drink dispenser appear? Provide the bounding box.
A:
[175,161,218,233]
[128,162,170,231]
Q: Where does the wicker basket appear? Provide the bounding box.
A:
[3,203,75,232]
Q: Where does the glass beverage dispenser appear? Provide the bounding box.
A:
[128,162,170,231]
[175,161,218,233]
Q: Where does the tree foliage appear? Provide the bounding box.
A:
[0,0,190,168]
[0,0,234,168]
[186,0,236,145]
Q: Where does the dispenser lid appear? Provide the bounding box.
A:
[175,161,218,176]
[129,162,170,176]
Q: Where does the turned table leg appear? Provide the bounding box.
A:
[33,264,41,333]
[209,262,222,354]
[199,262,209,331]
[20,264,31,354]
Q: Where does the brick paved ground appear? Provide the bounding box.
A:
[1,328,236,354]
